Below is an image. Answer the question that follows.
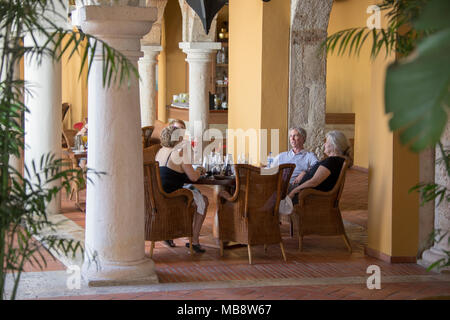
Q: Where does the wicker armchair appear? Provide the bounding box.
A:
[143,144,162,162]
[62,102,70,121]
[291,159,352,252]
[217,163,295,264]
[143,160,195,257]
[62,129,78,149]
[142,126,155,148]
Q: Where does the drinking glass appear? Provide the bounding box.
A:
[82,135,88,149]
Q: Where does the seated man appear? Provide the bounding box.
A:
[272,127,318,186]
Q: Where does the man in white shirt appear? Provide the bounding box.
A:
[272,127,318,185]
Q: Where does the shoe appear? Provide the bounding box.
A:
[164,240,176,247]
[185,242,206,253]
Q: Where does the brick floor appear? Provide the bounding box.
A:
[18,168,450,300]
[47,281,450,300]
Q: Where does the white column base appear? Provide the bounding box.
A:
[418,248,450,273]
[82,257,158,286]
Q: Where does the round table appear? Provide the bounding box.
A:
[193,175,235,240]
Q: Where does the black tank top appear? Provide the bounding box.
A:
[159,149,188,194]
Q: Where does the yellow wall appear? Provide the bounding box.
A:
[61,33,88,129]
[366,13,420,259]
[368,54,394,255]
[260,0,289,155]
[158,17,167,121]
[327,0,373,168]
[163,0,187,111]
[228,0,263,139]
[228,0,289,162]
[391,132,420,256]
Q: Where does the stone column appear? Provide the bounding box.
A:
[418,147,435,255]
[179,42,221,137]
[419,122,450,272]
[288,0,333,158]
[139,45,161,127]
[24,32,62,215]
[72,5,158,285]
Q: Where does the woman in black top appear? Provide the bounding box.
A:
[155,124,209,253]
[288,130,351,204]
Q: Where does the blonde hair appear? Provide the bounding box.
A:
[169,119,186,129]
[326,130,351,158]
[160,126,181,148]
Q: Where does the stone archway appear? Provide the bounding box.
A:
[177,0,218,42]
[289,0,333,158]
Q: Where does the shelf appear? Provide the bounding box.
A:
[167,105,228,124]
[216,84,228,88]
[216,64,228,67]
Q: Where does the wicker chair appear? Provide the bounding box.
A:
[62,129,78,149]
[217,163,295,264]
[143,160,195,257]
[290,159,352,252]
[143,144,162,162]
[142,126,155,148]
[62,102,70,121]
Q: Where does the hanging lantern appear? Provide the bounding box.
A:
[185,0,228,35]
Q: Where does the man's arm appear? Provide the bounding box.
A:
[308,153,319,170]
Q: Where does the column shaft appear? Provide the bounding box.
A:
[420,122,450,272]
[179,42,221,136]
[24,32,62,215]
[139,46,161,127]
[73,5,158,285]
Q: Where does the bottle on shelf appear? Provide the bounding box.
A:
[216,50,221,64]
[267,152,274,168]
[217,47,227,64]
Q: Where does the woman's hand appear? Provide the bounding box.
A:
[196,166,206,176]
[288,187,299,199]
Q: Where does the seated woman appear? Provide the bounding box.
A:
[155,125,209,253]
[287,130,351,204]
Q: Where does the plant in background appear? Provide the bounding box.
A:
[326,0,449,271]
[0,0,138,299]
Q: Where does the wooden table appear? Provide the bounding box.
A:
[193,175,237,247]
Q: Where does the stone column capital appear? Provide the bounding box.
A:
[141,45,162,61]
[179,42,221,62]
[72,6,157,50]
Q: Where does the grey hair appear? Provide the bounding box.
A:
[326,130,351,157]
[289,127,307,142]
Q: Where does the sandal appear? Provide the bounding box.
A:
[164,240,176,247]
[185,242,206,253]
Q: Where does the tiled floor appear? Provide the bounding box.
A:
[19,168,450,300]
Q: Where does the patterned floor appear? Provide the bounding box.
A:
[15,168,450,300]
